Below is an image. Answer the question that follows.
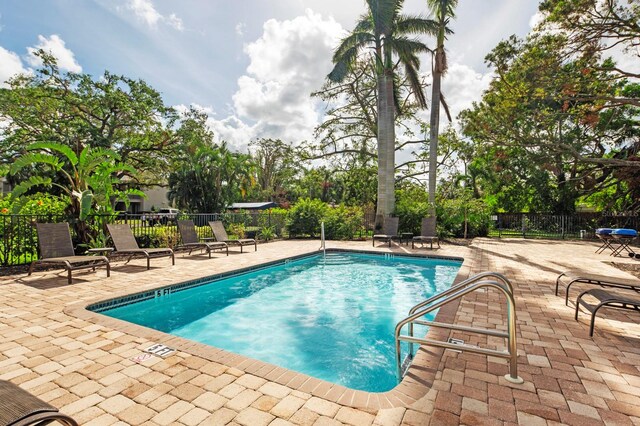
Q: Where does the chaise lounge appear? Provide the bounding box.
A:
[208,221,257,253]
[412,216,440,249]
[555,270,640,305]
[107,224,175,269]
[0,379,78,426]
[28,223,110,284]
[575,288,640,336]
[372,217,399,247]
[176,220,228,257]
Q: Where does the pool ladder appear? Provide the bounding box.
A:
[394,272,524,384]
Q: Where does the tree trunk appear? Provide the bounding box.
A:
[383,70,396,219]
[375,71,396,227]
[428,56,442,217]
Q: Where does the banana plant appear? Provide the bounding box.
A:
[9,142,144,220]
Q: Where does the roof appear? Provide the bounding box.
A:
[229,202,278,210]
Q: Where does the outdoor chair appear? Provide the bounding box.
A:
[106,224,174,269]
[556,270,640,306]
[412,217,440,249]
[372,217,399,247]
[176,220,228,257]
[0,379,78,426]
[207,221,257,253]
[28,223,110,284]
[575,288,640,336]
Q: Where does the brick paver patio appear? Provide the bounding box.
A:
[0,238,639,425]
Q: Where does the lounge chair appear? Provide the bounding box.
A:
[575,288,640,336]
[28,223,110,284]
[372,217,399,247]
[555,270,640,305]
[208,221,257,253]
[176,220,228,257]
[0,379,78,426]
[412,216,440,249]
[106,224,174,269]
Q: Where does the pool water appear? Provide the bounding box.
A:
[100,252,461,392]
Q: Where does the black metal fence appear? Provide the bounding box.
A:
[492,213,640,240]
[0,211,288,267]
[3,210,639,267]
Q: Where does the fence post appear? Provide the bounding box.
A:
[521,215,526,238]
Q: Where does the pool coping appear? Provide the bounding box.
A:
[64,248,472,412]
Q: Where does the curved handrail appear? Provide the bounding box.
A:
[395,278,523,384]
[409,271,514,315]
[407,272,514,357]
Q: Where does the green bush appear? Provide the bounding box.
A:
[323,205,364,240]
[436,198,491,238]
[394,189,431,235]
[286,198,328,237]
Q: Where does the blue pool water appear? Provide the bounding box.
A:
[99,252,461,392]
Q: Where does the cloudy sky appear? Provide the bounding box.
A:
[0,0,541,152]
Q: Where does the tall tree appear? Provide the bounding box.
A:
[327,0,437,224]
[426,0,457,221]
[0,51,180,186]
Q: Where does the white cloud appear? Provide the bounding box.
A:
[235,22,246,37]
[26,35,82,73]
[124,0,184,31]
[529,10,546,29]
[226,9,343,148]
[441,62,494,122]
[182,10,343,151]
[0,46,28,87]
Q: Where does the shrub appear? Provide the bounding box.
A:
[286,198,327,237]
[258,226,276,241]
[228,222,246,239]
[323,205,364,240]
[436,198,491,238]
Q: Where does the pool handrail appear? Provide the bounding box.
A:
[395,273,523,384]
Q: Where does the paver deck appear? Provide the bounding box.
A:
[1,238,639,425]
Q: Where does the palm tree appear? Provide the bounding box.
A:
[328,0,437,225]
[427,0,457,221]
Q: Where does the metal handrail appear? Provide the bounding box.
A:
[407,272,514,355]
[395,276,524,384]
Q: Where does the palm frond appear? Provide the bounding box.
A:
[27,142,78,165]
[329,45,361,82]
[440,93,453,122]
[10,153,61,175]
[404,61,428,108]
[427,0,458,18]
[395,16,440,36]
[333,31,374,62]
[9,176,52,199]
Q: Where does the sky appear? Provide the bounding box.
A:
[0,0,542,152]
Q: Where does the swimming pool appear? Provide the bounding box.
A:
[93,251,461,392]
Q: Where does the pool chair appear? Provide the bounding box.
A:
[208,221,257,253]
[610,228,637,257]
[106,224,175,269]
[176,220,228,257]
[555,270,640,306]
[28,223,110,284]
[412,216,440,249]
[575,288,640,336]
[0,379,78,426]
[373,216,399,247]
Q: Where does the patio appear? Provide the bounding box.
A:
[0,238,638,425]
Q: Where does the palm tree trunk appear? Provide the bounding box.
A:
[383,71,396,218]
[375,73,387,226]
[428,46,444,219]
[375,71,396,226]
